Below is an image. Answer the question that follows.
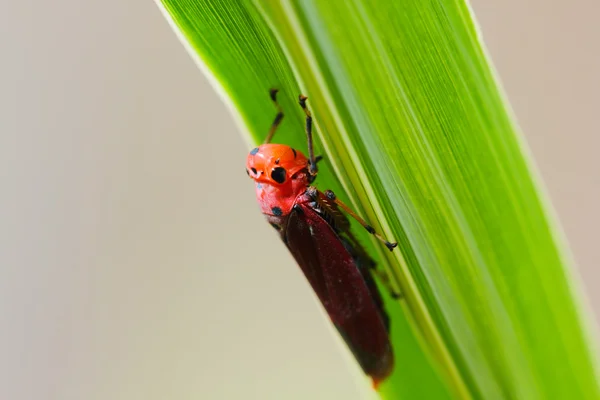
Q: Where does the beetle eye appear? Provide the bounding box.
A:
[271,167,286,184]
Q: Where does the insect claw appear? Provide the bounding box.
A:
[298,94,308,108]
[390,291,403,300]
[385,241,398,251]
[269,88,279,101]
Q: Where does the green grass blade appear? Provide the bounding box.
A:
[156,0,600,398]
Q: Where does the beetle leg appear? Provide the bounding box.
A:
[342,231,402,299]
[323,190,398,251]
[264,89,284,144]
[372,269,403,299]
[298,95,318,177]
[307,155,324,184]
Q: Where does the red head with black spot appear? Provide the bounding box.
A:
[246,144,312,216]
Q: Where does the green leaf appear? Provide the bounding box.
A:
[155,0,600,398]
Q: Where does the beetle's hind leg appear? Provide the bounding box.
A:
[372,269,403,300]
[323,189,398,251]
[342,231,402,300]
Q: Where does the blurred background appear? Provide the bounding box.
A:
[0,1,598,399]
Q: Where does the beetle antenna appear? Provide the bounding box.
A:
[264,89,284,144]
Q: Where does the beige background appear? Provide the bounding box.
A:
[1,1,598,399]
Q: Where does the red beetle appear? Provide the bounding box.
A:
[246,90,398,387]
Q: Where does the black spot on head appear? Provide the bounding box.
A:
[246,169,250,176]
[250,147,259,155]
[275,158,280,165]
[291,148,297,158]
[270,222,281,231]
[271,167,286,184]
[251,167,257,175]
[271,207,283,216]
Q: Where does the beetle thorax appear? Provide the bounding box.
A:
[254,175,309,216]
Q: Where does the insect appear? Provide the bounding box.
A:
[246,89,399,388]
